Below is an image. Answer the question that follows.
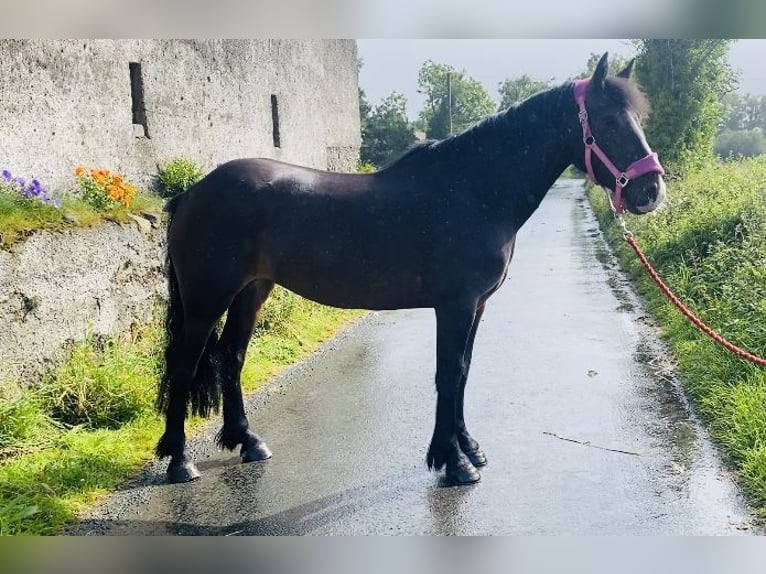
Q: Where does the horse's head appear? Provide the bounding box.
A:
[572,52,666,215]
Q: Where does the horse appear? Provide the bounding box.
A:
[155,52,666,485]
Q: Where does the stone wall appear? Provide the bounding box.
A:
[0,218,165,387]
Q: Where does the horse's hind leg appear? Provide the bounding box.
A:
[157,315,219,483]
[427,300,481,485]
[457,302,487,467]
[216,280,274,463]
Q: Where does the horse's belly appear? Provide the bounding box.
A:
[273,254,431,310]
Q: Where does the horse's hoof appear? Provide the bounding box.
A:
[167,462,201,483]
[465,448,488,468]
[447,462,481,485]
[241,441,272,463]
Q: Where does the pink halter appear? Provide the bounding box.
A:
[573,79,664,214]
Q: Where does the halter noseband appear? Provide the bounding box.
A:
[573,79,664,214]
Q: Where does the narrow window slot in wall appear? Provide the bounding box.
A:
[271,94,281,148]
[129,62,150,138]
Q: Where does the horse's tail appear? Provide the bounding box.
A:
[156,193,221,420]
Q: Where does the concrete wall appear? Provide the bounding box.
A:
[0,218,165,387]
[0,39,361,191]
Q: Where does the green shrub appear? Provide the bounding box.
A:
[39,336,160,430]
[715,130,766,160]
[356,160,377,174]
[561,165,586,179]
[0,390,59,458]
[157,159,205,198]
[73,167,137,210]
[256,287,298,335]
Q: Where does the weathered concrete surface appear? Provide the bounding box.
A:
[0,219,165,388]
[70,180,757,535]
[0,40,360,190]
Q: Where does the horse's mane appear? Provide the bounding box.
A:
[380,139,439,171]
[378,76,650,175]
[378,110,513,173]
[604,76,651,121]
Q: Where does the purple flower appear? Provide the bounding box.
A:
[28,180,43,196]
[2,170,57,207]
[53,197,62,209]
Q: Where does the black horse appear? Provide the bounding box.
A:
[155,53,666,485]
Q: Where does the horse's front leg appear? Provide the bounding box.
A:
[427,300,481,485]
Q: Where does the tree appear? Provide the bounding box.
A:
[726,93,766,131]
[497,75,553,110]
[633,39,736,176]
[417,60,497,139]
[715,130,766,159]
[722,92,748,131]
[359,86,372,143]
[359,91,417,168]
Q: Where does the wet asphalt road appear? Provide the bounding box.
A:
[72,180,756,535]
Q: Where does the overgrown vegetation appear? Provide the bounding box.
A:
[156,158,205,198]
[0,167,162,248]
[359,91,417,168]
[588,157,766,516]
[715,129,766,159]
[633,39,736,177]
[0,291,361,535]
[498,75,553,109]
[417,60,497,139]
[74,167,137,209]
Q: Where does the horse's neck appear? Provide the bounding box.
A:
[425,86,575,227]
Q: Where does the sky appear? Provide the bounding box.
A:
[358,39,766,120]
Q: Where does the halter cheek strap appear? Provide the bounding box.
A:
[573,79,664,214]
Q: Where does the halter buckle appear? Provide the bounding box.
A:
[616,173,630,187]
[584,135,595,147]
[578,110,588,124]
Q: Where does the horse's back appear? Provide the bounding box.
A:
[203,157,372,196]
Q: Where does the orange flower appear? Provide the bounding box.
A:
[74,166,86,177]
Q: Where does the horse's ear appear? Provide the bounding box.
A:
[616,58,636,80]
[591,52,609,88]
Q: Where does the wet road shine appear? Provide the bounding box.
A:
[73,180,756,535]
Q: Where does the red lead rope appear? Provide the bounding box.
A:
[622,227,766,368]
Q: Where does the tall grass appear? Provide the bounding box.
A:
[0,192,162,248]
[0,289,361,534]
[589,157,766,515]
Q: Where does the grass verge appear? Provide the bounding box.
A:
[0,191,162,249]
[0,290,361,535]
[587,157,766,518]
